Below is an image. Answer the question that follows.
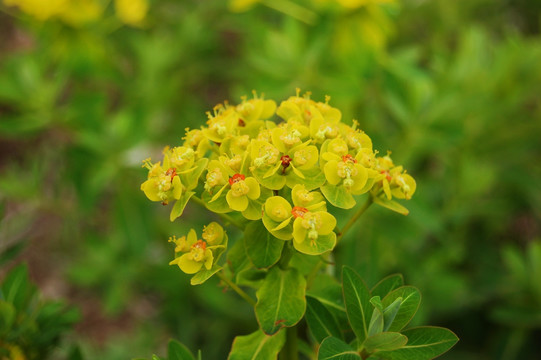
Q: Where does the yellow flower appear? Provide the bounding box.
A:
[170,238,214,274]
[141,160,182,205]
[226,173,260,212]
[202,222,225,246]
[292,209,337,255]
[115,0,148,26]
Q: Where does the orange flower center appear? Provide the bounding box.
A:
[291,206,308,219]
[165,167,177,182]
[380,170,392,182]
[229,173,246,185]
[342,154,357,164]
[192,240,207,250]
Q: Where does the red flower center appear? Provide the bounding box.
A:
[238,118,246,127]
[229,173,246,185]
[342,154,357,164]
[380,170,392,182]
[165,167,177,182]
[291,206,308,219]
[281,155,292,174]
[192,240,207,250]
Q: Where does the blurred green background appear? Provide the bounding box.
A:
[0,0,540,359]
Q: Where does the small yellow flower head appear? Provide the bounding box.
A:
[170,238,214,274]
[202,222,225,246]
[292,209,337,255]
[251,141,280,168]
[205,161,228,191]
[115,0,148,26]
[203,104,238,143]
[324,154,368,194]
[168,235,191,253]
[141,160,182,204]
[236,91,277,122]
[226,174,260,211]
[165,146,195,171]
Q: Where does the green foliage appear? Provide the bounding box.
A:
[1,0,540,358]
[310,267,458,360]
[0,264,79,360]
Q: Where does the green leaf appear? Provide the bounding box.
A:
[318,337,361,360]
[321,185,356,209]
[370,274,404,299]
[305,296,343,343]
[383,298,403,332]
[244,221,285,269]
[252,166,287,190]
[293,232,336,256]
[202,190,232,214]
[374,327,458,360]
[372,197,409,216]
[170,191,195,222]
[306,274,345,313]
[382,286,421,332]
[168,339,195,360]
[182,158,209,191]
[286,167,326,191]
[190,266,222,286]
[1,264,35,311]
[228,329,286,360]
[255,267,306,335]
[236,269,266,288]
[0,300,16,333]
[342,266,372,343]
[363,332,408,353]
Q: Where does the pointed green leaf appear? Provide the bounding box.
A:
[170,191,195,221]
[244,221,285,269]
[190,266,222,286]
[374,327,458,360]
[363,332,408,353]
[306,296,343,343]
[383,298,403,332]
[256,267,306,335]
[372,197,409,216]
[202,190,232,214]
[228,329,285,360]
[321,185,356,209]
[371,274,404,299]
[382,286,421,332]
[168,339,195,360]
[182,158,209,191]
[318,337,361,360]
[342,266,372,343]
[0,300,16,333]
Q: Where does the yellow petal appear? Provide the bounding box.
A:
[178,253,202,274]
[316,212,337,235]
[324,161,341,185]
[172,176,182,200]
[226,190,249,211]
[245,177,261,200]
[272,216,293,231]
[264,196,293,222]
[292,218,307,244]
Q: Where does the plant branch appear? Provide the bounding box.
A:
[337,196,373,242]
[191,195,246,230]
[217,271,256,307]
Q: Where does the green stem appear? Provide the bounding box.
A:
[337,196,372,242]
[191,195,245,230]
[217,271,256,307]
[280,326,299,360]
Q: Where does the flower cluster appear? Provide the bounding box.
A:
[3,0,148,26]
[142,90,415,275]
